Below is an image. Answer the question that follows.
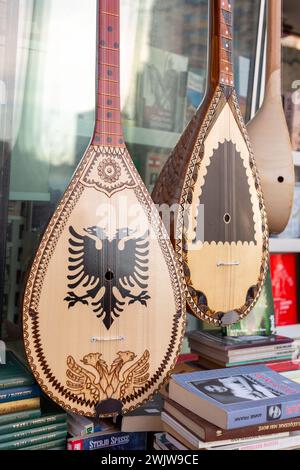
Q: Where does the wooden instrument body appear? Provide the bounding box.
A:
[22,0,185,417]
[247,0,294,234]
[152,0,269,326]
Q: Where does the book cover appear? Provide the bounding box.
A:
[0,351,34,389]
[0,422,67,444]
[170,365,300,429]
[0,412,66,436]
[270,254,298,326]
[0,384,39,404]
[0,397,40,415]
[68,431,147,451]
[0,408,41,426]
[164,396,300,442]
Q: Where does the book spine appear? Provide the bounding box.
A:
[0,384,39,403]
[0,397,40,415]
[0,429,67,450]
[204,418,300,442]
[0,377,34,389]
[0,413,66,435]
[0,409,41,426]
[213,434,300,451]
[68,432,147,451]
[0,422,67,443]
[228,399,300,429]
[22,438,67,451]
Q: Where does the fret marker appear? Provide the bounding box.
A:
[107,70,112,76]
[107,99,112,105]
[119,139,123,145]
[107,137,112,143]
[107,112,112,118]
[100,40,105,46]
[108,26,113,32]
[114,42,119,49]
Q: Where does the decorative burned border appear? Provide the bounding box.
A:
[23,145,186,416]
[176,86,269,326]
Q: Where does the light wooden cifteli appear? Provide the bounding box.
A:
[247,0,295,234]
[152,0,269,326]
[22,0,186,418]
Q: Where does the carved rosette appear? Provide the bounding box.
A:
[80,146,137,197]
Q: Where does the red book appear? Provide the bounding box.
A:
[270,254,298,326]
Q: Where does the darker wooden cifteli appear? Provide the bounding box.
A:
[152,0,269,327]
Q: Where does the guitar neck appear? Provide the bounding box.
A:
[209,0,234,90]
[266,0,282,83]
[92,0,125,147]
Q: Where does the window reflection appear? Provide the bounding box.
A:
[0,0,261,335]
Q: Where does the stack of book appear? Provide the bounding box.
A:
[158,365,300,450]
[187,330,296,369]
[0,351,67,450]
[67,419,148,451]
[66,396,164,451]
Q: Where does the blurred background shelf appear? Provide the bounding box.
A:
[293,151,300,166]
[270,238,300,253]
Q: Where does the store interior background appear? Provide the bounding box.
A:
[0,0,300,347]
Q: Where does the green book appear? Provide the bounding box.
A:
[0,351,34,389]
[0,409,41,426]
[0,429,67,450]
[22,438,67,450]
[0,422,67,444]
[0,412,66,435]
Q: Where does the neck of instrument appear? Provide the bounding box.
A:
[92,0,125,147]
[209,0,234,90]
[266,0,282,90]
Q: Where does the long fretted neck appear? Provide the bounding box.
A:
[266,0,282,93]
[92,0,125,148]
[209,0,234,90]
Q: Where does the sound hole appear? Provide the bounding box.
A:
[278,176,284,183]
[223,213,231,224]
[105,271,114,281]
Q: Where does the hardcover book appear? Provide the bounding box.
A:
[0,429,67,450]
[0,411,66,435]
[0,351,34,389]
[67,431,147,451]
[0,409,41,426]
[0,384,40,403]
[0,397,40,415]
[0,422,67,444]
[169,365,300,430]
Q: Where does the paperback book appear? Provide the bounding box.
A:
[169,365,300,429]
